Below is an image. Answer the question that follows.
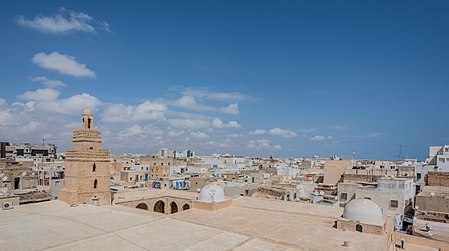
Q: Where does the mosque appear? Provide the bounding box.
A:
[0,110,445,250]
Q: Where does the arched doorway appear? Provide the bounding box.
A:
[182,204,190,210]
[170,202,178,214]
[154,200,165,213]
[356,224,363,232]
[136,203,148,210]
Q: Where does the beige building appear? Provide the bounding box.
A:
[59,109,111,206]
[140,155,173,179]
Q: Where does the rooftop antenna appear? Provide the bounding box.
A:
[395,145,406,161]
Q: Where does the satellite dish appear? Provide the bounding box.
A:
[2,176,7,181]
[32,172,35,175]
[21,172,27,176]
[0,187,8,194]
[415,206,419,210]
[319,191,324,196]
[428,231,433,237]
[430,192,435,197]
[0,173,4,178]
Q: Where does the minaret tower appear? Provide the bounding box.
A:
[59,109,111,206]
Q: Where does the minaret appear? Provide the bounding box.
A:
[59,109,111,206]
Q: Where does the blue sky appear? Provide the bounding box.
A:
[0,1,448,159]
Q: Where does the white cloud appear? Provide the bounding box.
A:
[274,145,282,150]
[31,76,67,87]
[167,118,210,129]
[219,103,239,115]
[167,130,184,137]
[16,8,111,34]
[36,93,100,115]
[102,101,166,123]
[211,118,241,129]
[249,128,296,138]
[310,135,325,141]
[175,96,197,108]
[32,52,95,78]
[174,95,214,112]
[183,89,250,101]
[268,128,297,137]
[250,129,266,135]
[18,88,60,101]
[190,131,209,139]
[247,139,277,150]
[297,128,317,133]
[119,125,143,137]
[356,132,382,138]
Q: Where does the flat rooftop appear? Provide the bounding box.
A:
[0,194,392,250]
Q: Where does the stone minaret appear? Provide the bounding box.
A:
[59,109,111,206]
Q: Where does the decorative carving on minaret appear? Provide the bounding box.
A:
[59,109,111,206]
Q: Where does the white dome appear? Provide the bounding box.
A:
[199,184,225,203]
[343,199,383,224]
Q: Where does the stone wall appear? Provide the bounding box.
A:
[415,193,449,214]
[337,218,385,235]
[426,172,449,187]
[192,199,232,211]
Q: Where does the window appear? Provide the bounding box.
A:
[390,200,398,209]
[356,224,363,232]
[417,173,422,180]
[94,179,98,189]
[364,197,371,200]
[340,193,348,201]
[93,163,96,172]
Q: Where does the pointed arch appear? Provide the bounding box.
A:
[170,201,178,214]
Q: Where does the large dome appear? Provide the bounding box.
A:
[199,184,225,203]
[343,199,383,224]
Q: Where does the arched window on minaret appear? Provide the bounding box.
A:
[87,118,92,129]
[94,179,98,189]
[93,163,96,172]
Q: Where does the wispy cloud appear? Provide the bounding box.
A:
[17,88,100,115]
[249,128,297,138]
[174,95,214,112]
[356,132,382,138]
[310,135,333,141]
[246,139,281,150]
[310,135,325,141]
[32,52,95,78]
[212,118,240,128]
[329,125,346,130]
[16,8,111,34]
[30,76,67,87]
[18,88,60,101]
[102,101,167,123]
[219,103,239,115]
[183,88,251,101]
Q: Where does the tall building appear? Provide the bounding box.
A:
[59,109,111,206]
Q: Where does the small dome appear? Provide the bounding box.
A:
[83,108,93,115]
[343,199,383,224]
[199,184,225,203]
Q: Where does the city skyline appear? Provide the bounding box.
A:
[1,1,449,159]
